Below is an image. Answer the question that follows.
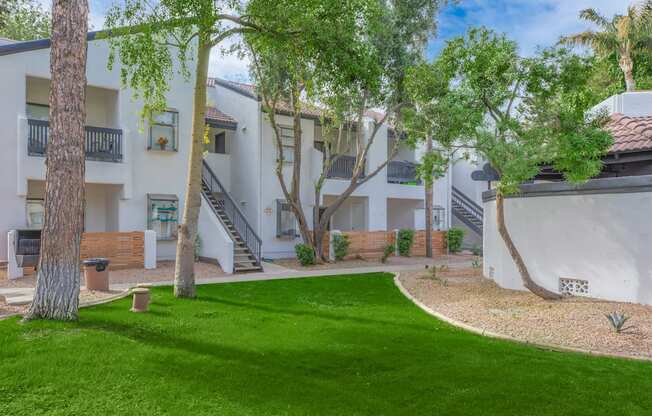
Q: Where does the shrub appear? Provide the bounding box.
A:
[397,229,415,257]
[332,234,350,261]
[295,244,315,266]
[194,234,202,261]
[381,243,395,263]
[471,244,482,257]
[446,227,465,253]
[605,312,630,333]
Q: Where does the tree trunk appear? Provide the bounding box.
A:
[174,40,210,298]
[619,54,636,92]
[24,0,88,321]
[495,193,561,300]
[425,135,433,258]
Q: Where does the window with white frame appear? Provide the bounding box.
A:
[277,126,295,163]
[26,199,45,229]
[149,110,178,151]
[148,194,179,240]
[276,200,298,238]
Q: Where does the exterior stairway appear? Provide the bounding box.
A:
[451,186,483,237]
[202,161,262,273]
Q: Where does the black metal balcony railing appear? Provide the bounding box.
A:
[387,160,421,185]
[326,155,365,179]
[28,119,123,162]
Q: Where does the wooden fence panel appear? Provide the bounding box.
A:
[80,232,145,270]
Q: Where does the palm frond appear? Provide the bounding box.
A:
[579,8,611,28]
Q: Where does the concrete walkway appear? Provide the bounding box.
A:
[1,257,473,306]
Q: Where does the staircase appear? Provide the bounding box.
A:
[451,186,483,236]
[202,161,263,273]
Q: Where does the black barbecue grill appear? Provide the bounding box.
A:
[14,229,41,268]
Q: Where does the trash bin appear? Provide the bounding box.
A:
[83,258,110,291]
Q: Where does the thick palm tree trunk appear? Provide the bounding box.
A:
[425,135,433,258]
[25,0,88,321]
[619,54,636,92]
[496,193,561,300]
[174,40,210,298]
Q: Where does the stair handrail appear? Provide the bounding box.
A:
[202,160,262,265]
[452,186,483,220]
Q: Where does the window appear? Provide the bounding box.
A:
[214,132,226,154]
[26,199,45,229]
[147,194,179,240]
[276,200,298,239]
[149,110,178,151]
[26,103,49,121]
[277,126,295,163]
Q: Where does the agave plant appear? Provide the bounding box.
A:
[605,312,631,333]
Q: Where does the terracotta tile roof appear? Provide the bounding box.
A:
[205,106,237,128]
[605,113,652,154]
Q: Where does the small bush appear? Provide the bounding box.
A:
[397,229,415,257]
[471,245,482,257]
[332,234,351,261]
[194,234,202,261]
[295,244,315,266]
[381,244,395,263]
[605,312,630,333]
[446,227,465,253]
[471,257,482,269]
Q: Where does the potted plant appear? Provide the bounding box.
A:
[157,136,169,150]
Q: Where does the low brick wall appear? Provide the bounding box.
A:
[324,230,446,260]
[81,232,145,270]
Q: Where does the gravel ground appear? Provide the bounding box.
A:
[0,261,225,289]
[399,268,652,359]
[273,254,475,271]
[0,289,125,319]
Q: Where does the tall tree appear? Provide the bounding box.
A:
[104,0,276,298]
[248,0,445,261]
[24,0,88,321]
[403,61,481,257]
[439,28,613,299]
[0,0,51,41]
[560,2,652,92]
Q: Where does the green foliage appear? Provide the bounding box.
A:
[294,243,315,266]
[380,243,395,263]
[471,245,482,257]
[0,0,50,41]
[436,27,613,196]
[397,229,415,257]
[332,233,351,262]
[605,312,631,334]
[194,234,201,261]
[446,227,465,253]
[471,257,482,269]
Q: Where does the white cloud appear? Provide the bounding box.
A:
[209,36,252,82]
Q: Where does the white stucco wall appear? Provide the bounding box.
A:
[0,38,198,262]
[591,91,652,117]
[483,177,652,305]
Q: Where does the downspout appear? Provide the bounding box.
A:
[257,100,264,255]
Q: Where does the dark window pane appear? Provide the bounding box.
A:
[215,132,226,154]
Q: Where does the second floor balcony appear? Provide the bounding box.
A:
[387,160,421,185]
[27,119,123,163]
[326,155,365,180]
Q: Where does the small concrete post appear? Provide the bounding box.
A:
[7,230,23,280]
[328,230,342,262]
[394,229,400,256]
[131,288,150,312]
[144,230,156,269]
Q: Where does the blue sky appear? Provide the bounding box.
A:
[40,0,631,80]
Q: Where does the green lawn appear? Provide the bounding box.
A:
[1,273,651,415]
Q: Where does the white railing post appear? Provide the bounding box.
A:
[7,230,23,280]
[144,230,157,269]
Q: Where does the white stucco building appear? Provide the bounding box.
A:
[0,33,456,276]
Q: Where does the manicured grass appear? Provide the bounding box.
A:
[1,273,651,415]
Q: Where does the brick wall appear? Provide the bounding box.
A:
[80,232,145,270]
[324,230,446,260]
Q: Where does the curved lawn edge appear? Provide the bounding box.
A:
[0,288,132,321]
[393,272,652,363]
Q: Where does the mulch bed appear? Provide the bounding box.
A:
[399,268,652,359]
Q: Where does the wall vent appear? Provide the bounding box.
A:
[559,278,589,296]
